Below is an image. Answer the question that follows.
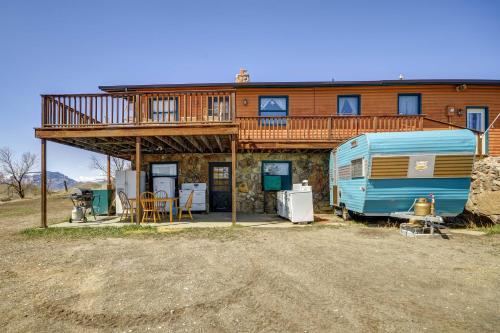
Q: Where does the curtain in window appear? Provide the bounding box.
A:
[398,95,419,115]
[467,113,482,131]
[260,97,286,112]
[260,97,287,125]
[338,97,359,115]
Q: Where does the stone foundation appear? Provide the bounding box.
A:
[465,157,500,224]
[139,152,330,214]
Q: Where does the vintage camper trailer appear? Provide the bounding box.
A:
[329,130,477,219]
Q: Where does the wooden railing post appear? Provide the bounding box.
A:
[41,96,46,127]
[230,92,236,121]
[328,117,332,140]
[135,95,141,125]
[373,116,378,133]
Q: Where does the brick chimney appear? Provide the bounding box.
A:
[235,68,250,83]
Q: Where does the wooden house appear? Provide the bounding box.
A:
[35,79,500,226]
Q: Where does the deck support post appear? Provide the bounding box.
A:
[231,135,237,226]
[41,139,47,228]
[135,137,142,224]
[107,155,112,216]
[106,155,112,189]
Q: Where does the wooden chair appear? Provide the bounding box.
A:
[178,190,194,221]
[140,191,160,223]
[118,191,135,223]
[154,190,168,219]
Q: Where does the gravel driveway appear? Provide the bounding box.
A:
[1,196,499,332]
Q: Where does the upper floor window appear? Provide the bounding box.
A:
[398,94,421,115]
[149,97,178,122]
[208,95,230,120]
[259,96,288,125]
[338,95,360,115]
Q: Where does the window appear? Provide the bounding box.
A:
[151,163,178,177]
[211,166,230,191]
[398,94,421,115]
[149,97,178,122]
[338,165,351,180]
[259,96,288,125]
[337,95,360,115]
[208,95,230,120]
[351,158,365,178]
[262,161,292,190]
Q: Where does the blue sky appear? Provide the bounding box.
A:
[1,0,499,180]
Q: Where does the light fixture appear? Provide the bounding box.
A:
[242,98,248,106]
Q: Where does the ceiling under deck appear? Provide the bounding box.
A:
[49,136,336,158]
[50,135,235,159]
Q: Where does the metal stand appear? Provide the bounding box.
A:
[390,212,445,237]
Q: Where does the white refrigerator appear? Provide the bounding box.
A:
[115,170,146,214]
[152,177,176,198]
[153,177,177,215]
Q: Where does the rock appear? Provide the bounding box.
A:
[465,157,500,223]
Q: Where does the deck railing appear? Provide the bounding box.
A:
[41,90,236,127]
[237,115,424,141]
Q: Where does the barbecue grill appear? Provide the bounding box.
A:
[69,188,96,222]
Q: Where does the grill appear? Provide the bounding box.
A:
[69,188,96,222]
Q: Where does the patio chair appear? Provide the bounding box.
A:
[154,190,168,218]
[118,191,135,223]
[178,190,194,221]
[140,191,160,223]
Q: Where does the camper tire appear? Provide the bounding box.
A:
[341,207,351,221]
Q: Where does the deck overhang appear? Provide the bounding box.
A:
[36,124,240,158]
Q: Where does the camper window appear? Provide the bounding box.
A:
[351,158,365,178]
[338,165,351,180]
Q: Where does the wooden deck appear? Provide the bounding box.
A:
[38,92,429,152]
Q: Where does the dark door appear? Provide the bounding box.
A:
[209,162,232,212]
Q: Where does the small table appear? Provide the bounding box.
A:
[129,197,179,223]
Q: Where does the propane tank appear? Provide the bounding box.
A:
[71,206,84,222]
[414,198,431,216]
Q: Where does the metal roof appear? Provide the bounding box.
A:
[99,79,500,92]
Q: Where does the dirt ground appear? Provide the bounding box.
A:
[0,196,499,332]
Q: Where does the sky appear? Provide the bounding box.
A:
[0,0,499,181]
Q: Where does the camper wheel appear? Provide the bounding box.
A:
[341,207,351,221]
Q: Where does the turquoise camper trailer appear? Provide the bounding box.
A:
[329,130,477,218]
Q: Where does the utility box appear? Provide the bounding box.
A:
[92,189,113,215]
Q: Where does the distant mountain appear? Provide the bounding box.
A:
[31,171,78,191]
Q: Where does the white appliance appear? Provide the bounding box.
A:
[115,170,146,214]
[180,183,206,212]
[277,191,287,217]
[277,183,314,223]
[153,176,177,214]
[153,177,176,198]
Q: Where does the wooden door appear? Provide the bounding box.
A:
[209,162,232,212]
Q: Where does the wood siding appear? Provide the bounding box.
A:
[234,85,500,154]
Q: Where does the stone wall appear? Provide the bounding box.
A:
[139,152,330,214]
[465,157,500,224]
